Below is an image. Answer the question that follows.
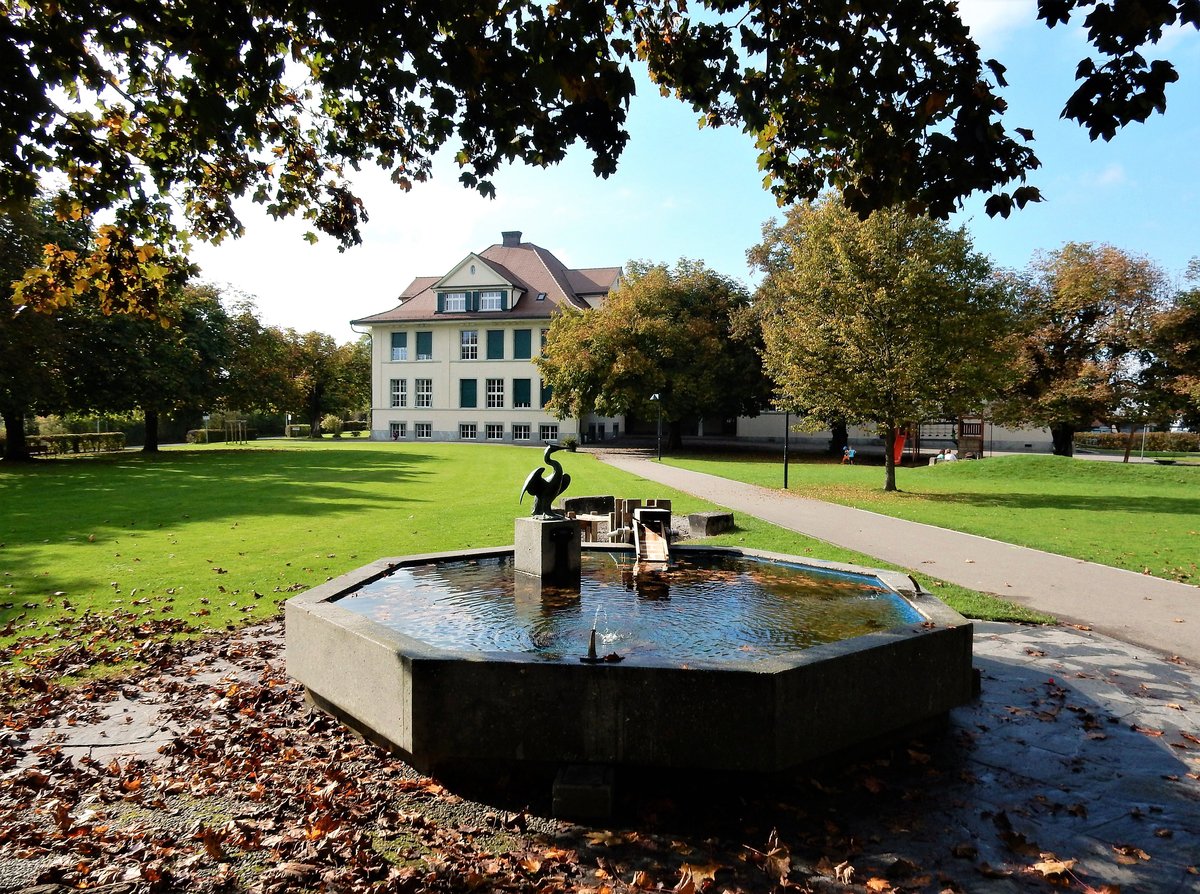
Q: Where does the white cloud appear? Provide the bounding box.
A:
[1088,163,1127,188]
[957,0,1039,50]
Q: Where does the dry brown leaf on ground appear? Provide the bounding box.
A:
[1113,844,1151,864]
[673,868,697,894]
[1031,854,1077,878]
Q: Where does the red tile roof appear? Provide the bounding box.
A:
[351,238,619,324]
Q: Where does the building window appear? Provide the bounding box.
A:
[389,422,406,440]
[513,424,531,441]
[459,423,477,440]
[416,331,433,360]
[390,332,407,361]
[389,378,407,408]
[460,330,478,360]
[460,378,477,408]
[480,290,504,311]
[415,378,432,408]
[539,424,559,442]
[540,379,553,408]
[443,292,467,312]
[486,378,505,408]
[513,329,532,360]
[486,423,504,440]
[415,423,432,439]
[540,328,549,351]
[513,378,532,408]
[486,329,504,360]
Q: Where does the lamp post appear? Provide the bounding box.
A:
[783,410,790,489]
[649,393,662,460]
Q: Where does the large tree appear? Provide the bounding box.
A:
[76,284,237,451]
[750,193,1020,491]
[1144,259,1200,429]
[4,1,1196,315]
[993,243,1168,456]
[537,259,770,451]
[275,331,371,437]
[0,197,90,461]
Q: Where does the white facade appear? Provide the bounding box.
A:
[354,232,622,445]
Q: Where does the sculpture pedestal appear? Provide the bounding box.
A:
[514,516,581,584]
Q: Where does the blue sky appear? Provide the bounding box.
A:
[190,1,1200,340]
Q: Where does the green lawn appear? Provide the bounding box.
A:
[0,442,1043,665]
[664,452,1200,584]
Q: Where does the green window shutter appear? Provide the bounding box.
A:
[437,294,445,314]
[500,290,509,310]
[540,380,553,408]
[514,378,531,408]
[460,379,477,408]
[513,329,532,359]
[486,330,504,360]
[416,331,432,359]
[470,291,480,312]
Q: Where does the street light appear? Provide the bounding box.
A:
[783,410,790,489]
[649,393,662,460]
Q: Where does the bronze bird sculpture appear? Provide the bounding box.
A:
[520,443,572,517]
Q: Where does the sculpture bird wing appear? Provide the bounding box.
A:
[520,468,546,503]
[556,472,572,500]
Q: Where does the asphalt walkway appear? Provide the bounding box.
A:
[596,452,1200,665]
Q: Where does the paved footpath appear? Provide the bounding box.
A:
[597,452,1200,665]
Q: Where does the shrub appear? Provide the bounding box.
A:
[321,414,344,438]
[560,435,580,450]
[29,432,126,454]
[1074,431,1200,453]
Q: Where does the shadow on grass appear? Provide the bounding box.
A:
[0,449,440,624]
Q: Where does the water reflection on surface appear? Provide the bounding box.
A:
[337,552,922,663]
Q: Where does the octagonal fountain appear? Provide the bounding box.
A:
[285,448,974,777]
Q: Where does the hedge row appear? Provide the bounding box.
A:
[24,432,127,455]
[1074,431,1200,452]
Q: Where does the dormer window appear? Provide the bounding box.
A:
[536,292,547,301]
[443,292,467,312]
[480,290,504,311]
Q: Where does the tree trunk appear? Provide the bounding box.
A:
[1122,427,1137,463]
[666,419,683,452]
[1050,423,1075,457]
[143,409,160,453]
[1,407,31,462]
[309,411,323,438]
[829,419,848,456]
[883,425,898,492]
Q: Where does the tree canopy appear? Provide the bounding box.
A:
[537,259,769,449]
[750,193,1020,491]
[1149,261,1200,427]
[992,242,1168,456]
[4,1,1197,315]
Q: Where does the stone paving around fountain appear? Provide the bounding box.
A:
[6,620,1198,892]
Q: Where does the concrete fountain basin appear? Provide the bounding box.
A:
[285,545,974,775]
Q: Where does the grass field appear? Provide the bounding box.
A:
[0,442,1045,662]
[664,452,1200,584]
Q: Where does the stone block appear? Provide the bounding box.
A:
[688,511,735,537]
[514,516,581,580]
[562,495,615,515]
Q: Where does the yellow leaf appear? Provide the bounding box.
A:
[1031,856,1077,877]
